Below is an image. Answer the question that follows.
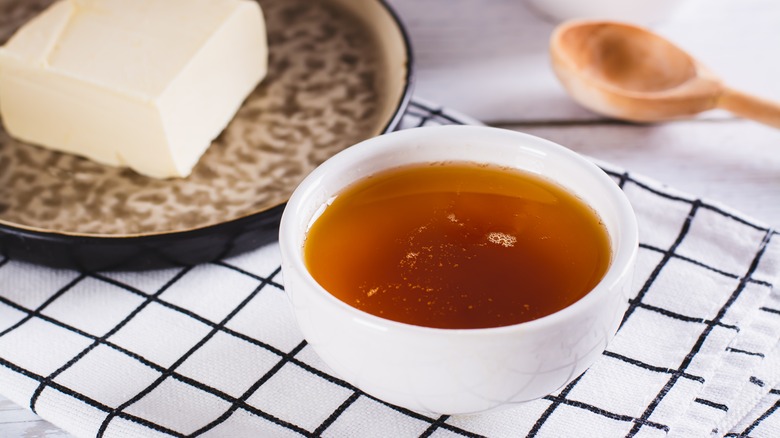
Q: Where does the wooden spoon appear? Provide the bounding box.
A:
[550,20,780,128]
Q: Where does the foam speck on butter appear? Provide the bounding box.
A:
[0,0,268,178]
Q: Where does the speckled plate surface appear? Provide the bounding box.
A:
[0,0,413,270]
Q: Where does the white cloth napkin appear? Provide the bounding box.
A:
[1,99,779,438]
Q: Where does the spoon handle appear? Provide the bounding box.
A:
[717,87,780,129]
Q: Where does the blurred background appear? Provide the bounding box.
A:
[389,0,780,224]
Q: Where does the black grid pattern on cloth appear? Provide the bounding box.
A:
[0,99,777,437]
[725,389,780,438]
[0,260,482,438]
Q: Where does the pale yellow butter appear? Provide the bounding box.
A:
[0,0,267,178]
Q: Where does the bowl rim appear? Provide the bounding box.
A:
[280,125,639,336]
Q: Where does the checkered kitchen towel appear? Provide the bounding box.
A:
[1,99,779,438]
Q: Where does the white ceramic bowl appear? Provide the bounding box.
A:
[525,0,689,25]
[279,125,638,415]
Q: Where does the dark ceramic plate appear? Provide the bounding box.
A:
[0,0,413,270]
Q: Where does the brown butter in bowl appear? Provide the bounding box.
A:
[304,162,612,329]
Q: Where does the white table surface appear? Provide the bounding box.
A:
[2,0,779,436]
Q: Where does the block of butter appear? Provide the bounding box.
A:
[0,0,267,178]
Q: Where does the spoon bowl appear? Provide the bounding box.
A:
[551,20,780,128]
